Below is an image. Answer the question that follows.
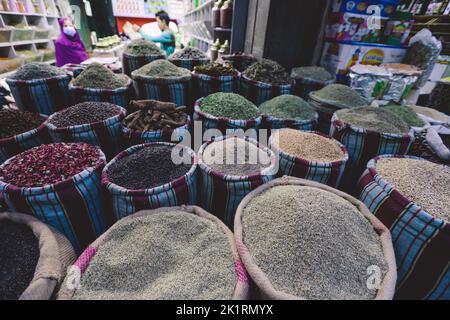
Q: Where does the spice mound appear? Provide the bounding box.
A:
[0,143,102,187]
[133,59,191,79]
[336,106,410,134]
[123,100,188,132]
[73,211,236,300]
[0,108,44,139]
[200,92,259,120]
[243,59,290,85]
[107,144,192,190]
[376,158,450,222]
[9,62,65,81]
[72,63,129,90]
[410,105,450,123]
[242,185,387,300]
[311,84,367,108]
[124,38,164,56]
[202,137,272,176]
[194,62,237,77]
[170,47,208,60]
[272,129,345,163]
[259,94,317,120]
[291,66,334,83]
[48,102,122,128]
[383,104,425,128]
[0,221,40,300]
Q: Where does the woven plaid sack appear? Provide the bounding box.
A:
[102,142,197,220]
[330,113,415,190]
[240,75,292,105]
[6,74,72,116]
[122,52,166,77]
[122,116,191,146]
[58,206,249,300]
[0,115,50,164]
[0,146,110,253]
[168,57,210,71]
[132,72,192,108]
[68,77,134,108]
[357,155,450,300]
[261,113,319,132]
[291,71,336,100]
[235,176,397,300]
[269,130,349,188]
[0,211,76,300]
[191,71,240,102]
[194,98,262,136]
[45,106,126,159]
[198,136,277,228]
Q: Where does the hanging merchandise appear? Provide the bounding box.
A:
[383,11,414,46]
[349,64,391,101]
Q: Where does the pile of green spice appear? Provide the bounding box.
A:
[337,106,410,134]
[124,38,164,56]
[0,221,40,300]
[242,185,387,300]
[383,103,425,127]
[377,158,450,222]
[202,137,272,176]
[194,62,237,77]
[72,63,129,89]
[0,108,44,139]
[9,62,65,81]
[243,59,290,85]
[170,47,208,59]
[73,211,236,300]
[259,95,317,120]
[133,60,191,79]
[291,66,334,83]
[311,84,367,108]
[200,93,259,120]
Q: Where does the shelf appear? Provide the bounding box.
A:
[214,27,232,32]
[185,0,214,17]
[0,11,58,18]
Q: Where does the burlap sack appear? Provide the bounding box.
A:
[58,206,249,300]
[0,212,76,300]
[234,176,397,300]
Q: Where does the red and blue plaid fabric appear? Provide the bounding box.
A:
[357,155,450,300]
[198,136,277,228]
[0,118,50,164]
[261,113,318,132]
[123,116,191,146]
[240,75,292,105]
[45,106,126,159]
[330,114,415,190]
[68,78,134,108]
[269,130,349,188]
[168,57,210,71]
[194,98,262,136]
[0,147,109,253]
[122,53,166,77]
[132,75,191,107]
[6,74,72,116]
[191,71,240,101]
[102,142,197,220]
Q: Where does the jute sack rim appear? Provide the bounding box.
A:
[5,73,72,86]
[331,112,416,140]
[68,76,133,93]
[198,135,278,181]
[362,154,449,225]
[101,142,197,196]
[194,97,262,124]
[59,205,249,300]
[0,114,47,144]
[0,144,106,196]
[234,176,397,300]
[45,105,127,132]
[0,211,75,300]
[268,129,349,167]
[308,91,368,111]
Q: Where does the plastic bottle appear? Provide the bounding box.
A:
[212,1,222,28]
[220,0,233,29]
[210,38,221,62]
[218,40,230,60]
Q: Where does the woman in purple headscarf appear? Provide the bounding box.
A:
[55,17,88,67]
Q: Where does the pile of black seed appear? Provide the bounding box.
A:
[0,221,40,300]
[48,102,122,128]
[9,62,65,81]
[0,108,44,139]
[107,145,192,190]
